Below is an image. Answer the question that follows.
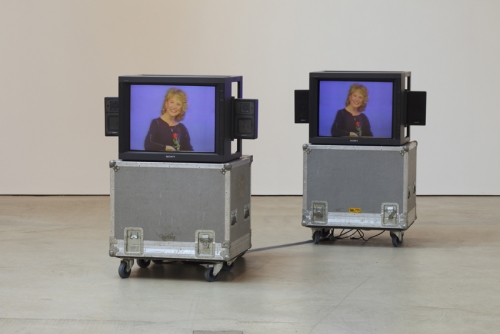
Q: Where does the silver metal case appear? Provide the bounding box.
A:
[302,142,417,231]
[109,156,252,264]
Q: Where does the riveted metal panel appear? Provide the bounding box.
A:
[109,156,252,262]
[302,143,417,231]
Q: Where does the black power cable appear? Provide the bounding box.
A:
[332,229,386,242]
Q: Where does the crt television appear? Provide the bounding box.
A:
[305,71,425,146]
[118,75,248,163]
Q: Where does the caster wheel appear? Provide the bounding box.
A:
[137,259,151,268]
[152,260,163,265]
[118,261,131,278]
[204,267,220,282]
[391,233,404,247]
[222,262,235,271]
[321,229,330,238]
[313,231,321,244]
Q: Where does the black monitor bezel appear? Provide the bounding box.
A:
[118,75,243,163]
[308,71,411,146]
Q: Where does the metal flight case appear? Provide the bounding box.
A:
[302,142,417,247]
[109,156,252,282]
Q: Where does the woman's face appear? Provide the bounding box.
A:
[164,96,182,118]
[348,90,365,109]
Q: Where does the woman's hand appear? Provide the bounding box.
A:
[165,145,176,151]
[349,132,358,137]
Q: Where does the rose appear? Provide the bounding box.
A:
[355,121,362,136]
[172,132,180,151]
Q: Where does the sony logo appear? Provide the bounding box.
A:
[350,139,359,142]
[165,155,176,158]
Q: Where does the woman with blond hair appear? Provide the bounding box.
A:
[331,83,373,137]
[144,88,193,151]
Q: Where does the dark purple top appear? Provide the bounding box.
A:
[144,118,193,151]
[330,108,373,137]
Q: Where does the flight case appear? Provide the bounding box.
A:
[109,156,252,282]
[302,142,417,247]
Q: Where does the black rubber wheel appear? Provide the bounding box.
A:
[313,231,322,244]
[391,233,403,247]
[152,260,163,265]
[118,261,131,278]
[137,259,151,268]
[222,262,235,271]
[321,229,330,238]
[204,267,220,282]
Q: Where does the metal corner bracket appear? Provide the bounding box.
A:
[109,160,119,172]
[220,163,233,175]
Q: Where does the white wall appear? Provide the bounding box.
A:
[1,0,499,195]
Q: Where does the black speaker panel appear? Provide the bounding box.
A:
[406,91,427,126]
[294,90,309,123]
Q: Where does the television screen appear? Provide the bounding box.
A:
[308,71,410,146]
[129,84,216,153]
[318,81,393,138]
[118,75,244,163]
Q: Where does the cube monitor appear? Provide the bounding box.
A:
[308,71,412,146]
[118,75,243,163]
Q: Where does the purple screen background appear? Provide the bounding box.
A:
[318,81,393,138]
[130,85,216,152]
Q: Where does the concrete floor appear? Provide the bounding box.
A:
[1,195,500,333]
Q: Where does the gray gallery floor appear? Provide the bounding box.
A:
[1,196,499,334]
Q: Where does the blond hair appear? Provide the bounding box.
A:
[345,84,369,112]
[161,88,188,121]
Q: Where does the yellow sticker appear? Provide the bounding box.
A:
[348,208,361,213]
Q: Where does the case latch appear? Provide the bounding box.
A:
[124,227,143,255]
[382,203,399,226]
[231,210,238,226]
[244,203,251,220]
[195,230,215,258]
[312,201,327,224]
